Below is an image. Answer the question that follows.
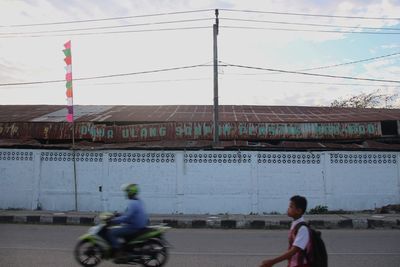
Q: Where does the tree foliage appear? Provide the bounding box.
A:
[331,90,399,108]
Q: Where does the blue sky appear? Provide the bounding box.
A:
[0,0,399,106]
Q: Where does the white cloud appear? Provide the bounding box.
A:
[381,44,400,49]
[0,0,399,106]
[363,58,400,81]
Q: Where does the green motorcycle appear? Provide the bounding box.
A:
[74,213,170,266]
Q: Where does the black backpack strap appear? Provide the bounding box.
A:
[293,221,308,235]
[293,222,310,265]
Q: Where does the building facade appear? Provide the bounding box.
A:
[0,105,399,213]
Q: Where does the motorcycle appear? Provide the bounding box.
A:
[74,212,170,267]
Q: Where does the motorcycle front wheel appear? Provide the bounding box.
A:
[74,240,103,267]
[141,239,168,267]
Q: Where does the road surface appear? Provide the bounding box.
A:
[0,224,399,266]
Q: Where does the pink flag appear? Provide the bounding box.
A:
[65,73,72,81]
[64,40,71,49]
[66,114,73,122]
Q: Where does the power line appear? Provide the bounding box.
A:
[0,18,213,35]
[220,52,400,75]
[0,64,209,87]
[221,17,400,31]
[222,62,400,83]
[300,52,400,72]
[220,8,400,21]
[220,76,400,88]
[3,8,398,29]
[221,25,400,35]
[5,73,398,90]
[1,9,214,27]
[0,26,211,38]
[78,64,209,81]
[89,77,211,85]
[0,77,212,90]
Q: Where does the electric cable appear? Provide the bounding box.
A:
[1,9,214,27]
[220,8,400,21]
[0,64,210,87]
[221,62,400,83]
[221,52,400,75]
[301,52,400,72]
[219,76,400,88]
[0,18,213,35]
[221,25,400,35]
[220,17,400,31]
[0,26,211,38]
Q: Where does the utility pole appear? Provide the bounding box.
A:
[213,9,219,145]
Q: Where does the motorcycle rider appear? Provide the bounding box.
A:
[107,183,149,261]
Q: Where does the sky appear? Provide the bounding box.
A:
[0,0,399,107]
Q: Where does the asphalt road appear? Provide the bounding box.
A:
[0,224,399,267]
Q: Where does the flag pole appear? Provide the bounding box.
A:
[72,120,77,211]
[71,45,78,212]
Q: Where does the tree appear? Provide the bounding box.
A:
[330,90,399,108]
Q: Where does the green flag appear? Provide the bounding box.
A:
[63,48,71,57]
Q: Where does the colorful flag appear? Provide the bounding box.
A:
[65,73,72,81]
[66,89,73,98]
[63,40,73,123]
[64,41,71,49]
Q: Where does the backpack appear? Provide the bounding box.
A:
[294,222,328,267]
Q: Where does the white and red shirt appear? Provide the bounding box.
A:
[288,217,311,267]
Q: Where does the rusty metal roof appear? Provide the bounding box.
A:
[0,105,62,122]
[1,105,399,150]
[1,138,400,151]
[0,105,399,123]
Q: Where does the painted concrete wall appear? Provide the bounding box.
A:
[0,149,399,214]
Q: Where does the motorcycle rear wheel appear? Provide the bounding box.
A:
[141,239,168,267]
[74,240,103,267]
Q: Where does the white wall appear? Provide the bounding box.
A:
[0,148,399,214]
[0,150,35,209]
[256,152,326,213]
[325,152,399,210]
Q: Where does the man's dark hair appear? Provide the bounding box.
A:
[290,195,307,214]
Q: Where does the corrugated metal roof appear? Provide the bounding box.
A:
[0,105,62,122]
[1,105,399,150]
[31,106,114,122]
[1,138,400,151]
[0,105,399,123]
